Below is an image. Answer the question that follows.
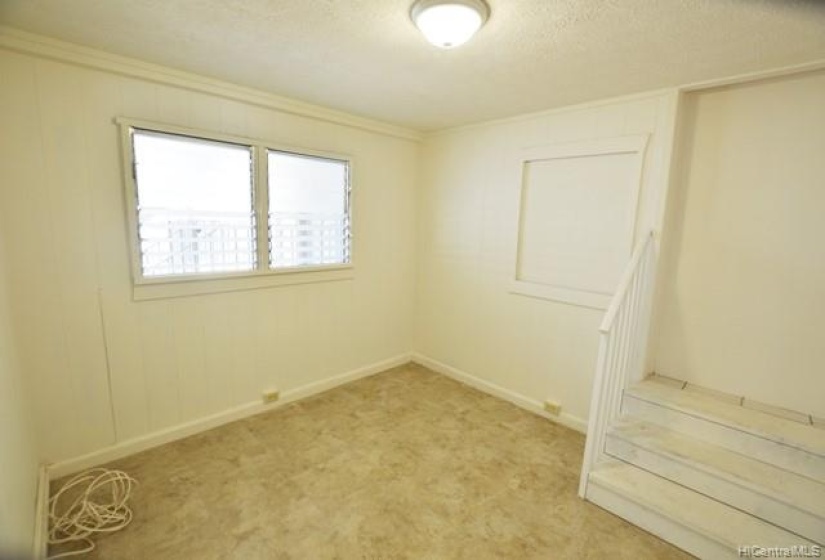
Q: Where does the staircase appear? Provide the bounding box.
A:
[578,231,825,558]
[587,376,824,558]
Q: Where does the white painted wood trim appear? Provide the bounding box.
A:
[48,352,586,480]
[118,121,143,287]
[46,353,412,479]
[411,352,588,434]
[132,266,355,301]
[578,230,657,498]
[510,134,649,308]
[599,232,655,332]
[431,60,825,138]
[678,59,825,94]
[32,464,49,560]
[116,117,358,163]
[578,331,612,498]
[254,144,271,270]
[0,26,422,141]
[117,117,358,298]
[644,90,682,375]
[4,26,818,143]
[521,135,650,162]
[430,89,681,137]
[509,281,610,310]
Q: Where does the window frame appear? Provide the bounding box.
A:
[117,117,354,298]
[265,148,353,271]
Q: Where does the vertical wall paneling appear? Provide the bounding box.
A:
[0,47,418,464]
[415,93,678,426]
[36,59,115,455]
[138,302,180,432]
[170,298,209,420]
[1,53,113,461]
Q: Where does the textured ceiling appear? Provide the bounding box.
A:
[1,0,824,131]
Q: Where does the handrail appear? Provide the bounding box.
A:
[579,229,657,498]
[599,231,655,333]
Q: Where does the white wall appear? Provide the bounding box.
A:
[415,93,677,428]
[655,70,825,418]
[0,218,39,555]
[5,27,820,499]
[0,48,418,466]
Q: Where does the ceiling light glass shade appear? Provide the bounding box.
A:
[411,0,490,49]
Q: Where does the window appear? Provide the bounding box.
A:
[133,131,256,277]
[122,120,352,286]
[268,151,351,269]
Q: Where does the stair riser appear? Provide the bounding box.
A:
[623,395,825,482]
[606,434,825,544]
[586,479,739,559]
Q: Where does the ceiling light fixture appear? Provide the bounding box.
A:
[410,0,490,49]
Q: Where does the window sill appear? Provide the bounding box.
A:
[132,265,354,301]
[509,280,610,311]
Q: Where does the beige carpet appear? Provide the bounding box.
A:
[51,363,692,559]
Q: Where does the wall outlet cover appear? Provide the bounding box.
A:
[543,400,562,415]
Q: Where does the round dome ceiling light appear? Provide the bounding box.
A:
[411,0,490,49]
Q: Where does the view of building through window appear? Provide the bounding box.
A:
[268,151,350,268]
[133,131,256,277]
[131,129,351,279]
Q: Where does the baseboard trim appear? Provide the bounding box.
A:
[47,353,412,480]
[412,353,588,434]
[32,464,49,560]
[47,352,586,479]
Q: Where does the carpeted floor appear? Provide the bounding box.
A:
[50,363,692,559]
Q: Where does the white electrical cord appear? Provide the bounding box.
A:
[47,468,137,559]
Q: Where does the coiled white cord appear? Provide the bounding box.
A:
[47,468,137,559]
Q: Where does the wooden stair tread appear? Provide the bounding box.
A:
[589,460,816,549]
[609,419,825,519]
[626,380,825,457]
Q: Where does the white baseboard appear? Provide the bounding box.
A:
[412,352,588,434]
[47,353,412,480]
[32,464,49,560]
[47,352,585,480]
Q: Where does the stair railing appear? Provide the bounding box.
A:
[578,230,657,497]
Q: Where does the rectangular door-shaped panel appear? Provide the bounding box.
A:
[512,136,648,309]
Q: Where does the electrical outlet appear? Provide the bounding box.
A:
[262,390,280,404]
[543,400,562,416]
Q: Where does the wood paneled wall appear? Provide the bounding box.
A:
[415,92,677,428]
[0,50,418,463]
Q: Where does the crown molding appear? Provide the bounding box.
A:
[0,26,423,142]
[427,59,825,139]
[678,59,825,93]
